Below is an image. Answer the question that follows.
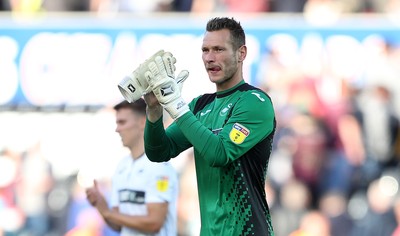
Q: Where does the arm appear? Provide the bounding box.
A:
[104,162,178,233]
[99,206,122,231]
[143,73,192,162]
[144,106,192,162]
[87,165,176,234]
[100,202,169,234]
[144,89,164,123]
[100,163,178,233]
[86,180,121,232]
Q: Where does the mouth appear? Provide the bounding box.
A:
[207,65,221,73]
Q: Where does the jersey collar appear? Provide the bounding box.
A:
[216,80,246,98]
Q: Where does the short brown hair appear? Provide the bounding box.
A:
[113,99,146,116]
[206,17,245,51]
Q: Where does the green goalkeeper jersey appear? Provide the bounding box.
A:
[145,80,276,236]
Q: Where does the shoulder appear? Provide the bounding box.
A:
[236,84,274,109]
[115,156,130,169]
[143,158,178,177]
[231,84,275,127]
[238,83,271,100]
[112,156,131,177]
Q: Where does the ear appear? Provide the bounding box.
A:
[237,45,247,63]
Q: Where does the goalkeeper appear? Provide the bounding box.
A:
[143,17,276,235]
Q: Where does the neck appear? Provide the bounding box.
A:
[130,149,145,160]
[216,68,243,92]
[129,140,145,160]
[216,77,243,92]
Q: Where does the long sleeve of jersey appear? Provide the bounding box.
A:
[144,116,191,162]
[144,81,275,167]
[177,112,228,166]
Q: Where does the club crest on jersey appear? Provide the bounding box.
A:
[156,176,169,192]
[229,123,249,144]
[220,103,232,116]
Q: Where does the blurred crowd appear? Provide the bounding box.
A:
[256,31,400,236]
[0,0,400,14]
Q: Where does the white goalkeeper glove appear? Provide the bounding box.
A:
[117,50,167,103]
[145,53,190,119]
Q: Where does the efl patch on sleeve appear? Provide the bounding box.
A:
[229,123,250,144]
[156,176,169,192]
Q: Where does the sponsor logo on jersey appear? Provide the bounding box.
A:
[220,103,232,116]
[229,123,250,144]
[119,189,145,204]
[156,176,169,192]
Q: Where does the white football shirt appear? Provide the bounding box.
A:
[110,154,178,236]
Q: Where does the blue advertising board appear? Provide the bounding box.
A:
[1,14,399,110]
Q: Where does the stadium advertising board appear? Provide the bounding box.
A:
[1,15,399,110]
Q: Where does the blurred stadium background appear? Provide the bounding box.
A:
[1,0,400,235]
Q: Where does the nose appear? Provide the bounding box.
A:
[203,51,215,63]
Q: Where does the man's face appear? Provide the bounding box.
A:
[115,108,144,148]
[202,29,240,86]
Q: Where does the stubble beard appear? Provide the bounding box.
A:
[215,64,239,88]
